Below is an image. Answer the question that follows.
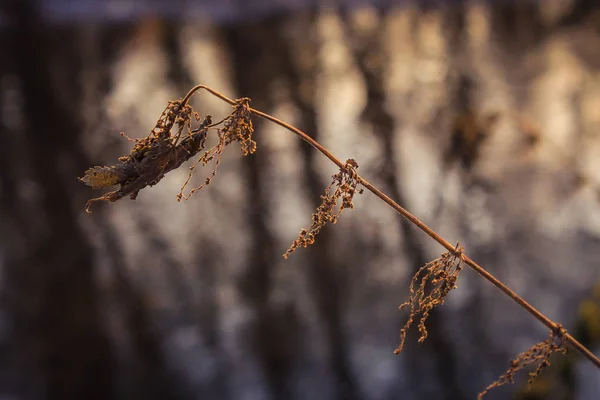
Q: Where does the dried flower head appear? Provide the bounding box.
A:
[478,326,568,399]
[80,98,212,212]
[79,94,256,212]
[395,244,464,354]
[283,159,363,259]
[177,97,256,201]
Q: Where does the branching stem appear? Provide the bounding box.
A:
[182,85,600,370]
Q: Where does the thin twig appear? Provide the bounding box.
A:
[182,85,344,169]
[179,85,600,370]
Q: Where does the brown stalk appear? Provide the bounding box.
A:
[81,83,600,388]
[176,85,600,371]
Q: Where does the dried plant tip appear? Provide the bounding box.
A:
[178,97,257,201]
[80,95,212,213]
[283,159,363,259]
[394,243,464,354]
[79,166,121,189]
[478,326,568,399]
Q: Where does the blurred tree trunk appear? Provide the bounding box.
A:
[191,236,231,399]
[162,20,195,94]
[278,11,365,400]
[221,16,301,400]
[101,216,190,400]
[488,0,545,76]
[555,0,599,28]
[0,3,115,399]
[341,6,466,400]
[79,21,189,399]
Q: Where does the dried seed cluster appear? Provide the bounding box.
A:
[177,98,256,201]
[395,244,464,354]
[478,327,568,399]
[80,96,255,212]
[283,159,363,259]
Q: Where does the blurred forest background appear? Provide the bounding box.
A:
[1,0,600,399]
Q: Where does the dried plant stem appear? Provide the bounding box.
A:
[181,85,346,170]
[181,85,600,370]
[361,180,600,368]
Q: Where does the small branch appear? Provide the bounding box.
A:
[182,85,345,170]
[181,85,236,107]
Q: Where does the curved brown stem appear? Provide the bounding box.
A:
[181,84,237,107]
[187,85,600,371]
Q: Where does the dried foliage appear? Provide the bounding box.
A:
[80,96,256,212]
[283,159,363,259]
[178,98,255,201]
[80,85,600,397]
[478,327,568,399]
[394,244,464,354]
